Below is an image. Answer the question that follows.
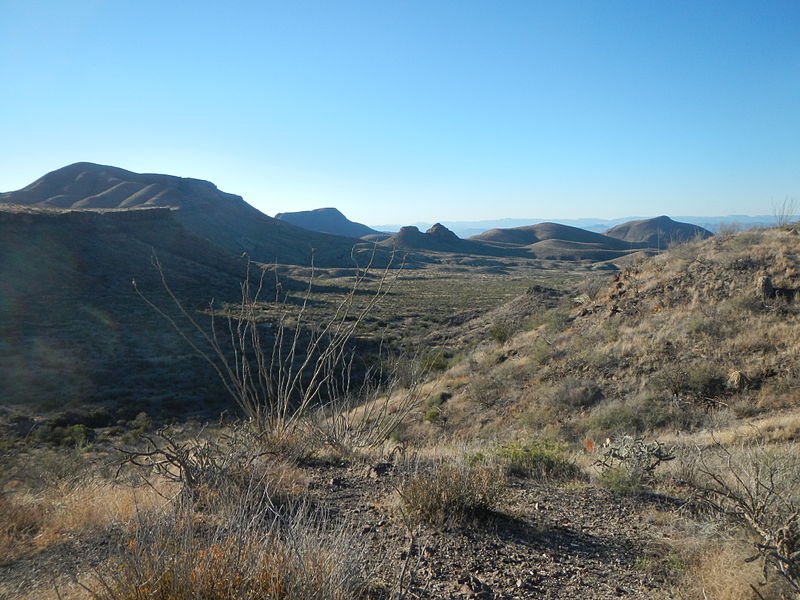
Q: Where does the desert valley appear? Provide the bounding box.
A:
[0,163,798,599]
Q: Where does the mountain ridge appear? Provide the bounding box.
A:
[0,162,375,267]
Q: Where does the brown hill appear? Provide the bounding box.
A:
[604,215,712,248]
[0,163,376,267]
[527,239,644,262]
[470,221,635,249]
[408,225,800,448]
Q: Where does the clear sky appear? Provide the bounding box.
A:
[1,1,798,225]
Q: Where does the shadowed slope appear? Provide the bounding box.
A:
[0,205,261,410]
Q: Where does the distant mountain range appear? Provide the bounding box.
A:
[372,215,781,238]
[366,216,711,262]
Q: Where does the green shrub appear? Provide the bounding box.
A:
[652,364,727,401]
[419,351,448,372]
[685,364,727,398]
[467,439,582,481]
[493,440,582,480]
[538,307,572,333]
[596,465,643,495]
[488,322,514,344]
[583,394,673,437]
[421,391,450,424]
[33,423,92,447]
[397,463,505,527]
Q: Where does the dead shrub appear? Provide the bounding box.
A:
[116,423,308,503]
[682,442,800,594]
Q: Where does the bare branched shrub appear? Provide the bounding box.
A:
[396,461,505,527]
[773,197,798,227]
[116,424,278,500]
[309,352,429,455]
[683,441,800,594]
[133,251,406,447]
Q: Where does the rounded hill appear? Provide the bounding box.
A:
[274,207,379,238]
[604,215,712,247]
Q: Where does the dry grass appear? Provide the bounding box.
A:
[677,539,789,600]
[0,492,47,563]
[0,477,173,564]
[391,227,800,451]
[85,494,369,600]
[661,407,800,448]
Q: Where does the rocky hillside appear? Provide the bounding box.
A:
[275,207,380,238]
[407,225,800,447]
[380,223,466,252]
[1,163,376,267]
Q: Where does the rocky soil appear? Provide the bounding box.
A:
[0,455,689,600]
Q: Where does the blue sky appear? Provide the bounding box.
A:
[1,1,798,225]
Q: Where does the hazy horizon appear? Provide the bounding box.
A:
[2,2,798,225]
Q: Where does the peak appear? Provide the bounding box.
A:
[425,223,459,240]
[398,225,421,234]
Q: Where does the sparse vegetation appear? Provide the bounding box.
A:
[682,441,800,594]
[5,220,800,598]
